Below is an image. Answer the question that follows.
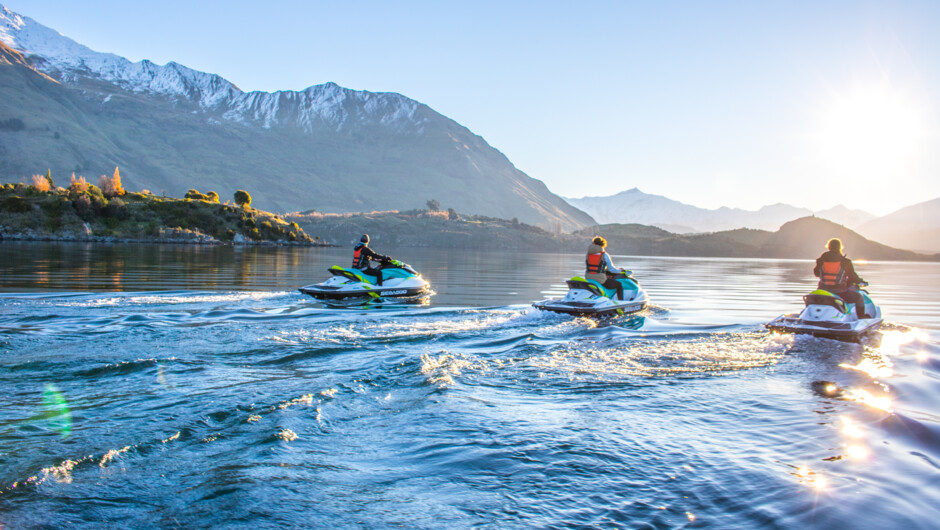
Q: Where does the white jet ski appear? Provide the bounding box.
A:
[766,285,882,341]
[533,272,649,318]
[299,259,430,300]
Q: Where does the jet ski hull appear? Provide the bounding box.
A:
[299,283,429,300]
[766,314,883,342]
[533,297,647,318]
[299,263,430,300]
[766,289,882,342]
[533,276,649,319]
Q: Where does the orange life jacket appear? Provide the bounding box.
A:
[819,260,847,289]
[586,252,607,274]
[352,246,365,268]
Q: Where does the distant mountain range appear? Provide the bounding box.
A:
[0,5,593,230]
[574,216,931,261]
[856,197,940,253]
[566,188,878,233]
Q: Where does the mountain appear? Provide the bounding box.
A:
[0,5,594,230]
[812,205,875,229]
[856,198,940,253]
[566,188,813,232]
[570,216,928,260]
[566,187,883,233]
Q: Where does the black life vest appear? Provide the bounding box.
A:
[586,251,607,274]
[819,260,847,289]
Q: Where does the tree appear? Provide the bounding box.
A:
[206,191,220,203]
[426,199,440,211]
[234,189,252,208]
[44,169,54,189]
[447,207,459,221]
[98,167,124,198]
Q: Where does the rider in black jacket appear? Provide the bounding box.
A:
[352,234,388,285]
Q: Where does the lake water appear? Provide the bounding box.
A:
[1,242,939,528]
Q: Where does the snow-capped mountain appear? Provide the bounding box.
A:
[0,5,424,132]
[0,4,593,229]
[0,5,239,107]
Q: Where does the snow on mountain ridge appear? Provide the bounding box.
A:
[0,4,423,132]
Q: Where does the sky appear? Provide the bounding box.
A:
[5,0,939,216]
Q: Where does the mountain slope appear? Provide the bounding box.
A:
[856,197,940,253]
[566,188,813,232]
[567,216,926,260]
[0,5,593,230]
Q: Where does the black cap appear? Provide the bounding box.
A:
[360,234,370,243]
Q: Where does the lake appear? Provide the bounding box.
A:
[1,242,938,528]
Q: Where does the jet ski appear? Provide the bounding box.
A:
[766,284,882,341]
[533,272,649,318]
[299,259,430,300]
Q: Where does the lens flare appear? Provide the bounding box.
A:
[41,384,72,439]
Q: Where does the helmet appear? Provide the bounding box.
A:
[360,234,370,243]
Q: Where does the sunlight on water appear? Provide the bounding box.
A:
[844,388,893,412]
[1,249,938,527]
[530,332,787,378]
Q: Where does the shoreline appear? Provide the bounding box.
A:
[0,231,336,247]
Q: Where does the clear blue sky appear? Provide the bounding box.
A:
[6,0,939,215]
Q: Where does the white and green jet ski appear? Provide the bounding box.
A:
[766,285,882,341]
[299,259,430,300]
[533,272,649,318]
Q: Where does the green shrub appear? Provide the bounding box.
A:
[185,189,210,201]
[1,195,31,213]
[72,194,94,220]
[234,189,251,208]
[104,197,128,220]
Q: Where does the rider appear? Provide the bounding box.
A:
[813,238,867,318]
[352,234,389,286]
[585,236,628,300]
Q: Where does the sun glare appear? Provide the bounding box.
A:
[816,89,924,175]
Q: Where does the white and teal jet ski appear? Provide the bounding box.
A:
[766,285,882,341]
[533,273,649,318]
[299,259,430,300]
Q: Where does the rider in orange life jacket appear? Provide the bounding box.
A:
[352,234,389,286]
[813,238,868,318]
[585,236,628,300]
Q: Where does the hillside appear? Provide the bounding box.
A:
[0,8,593,231]
[857,197,940,253]
[0,175,315,244]
[566,188,814,232]
[284,210,936,261]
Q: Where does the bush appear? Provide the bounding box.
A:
[1,195,30,213]
[234,190,251,208]
[185,189,210,201]
[72,194,94,220]
[69,174,89,194]
[104,197,128,220]
[206,191,220,203]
